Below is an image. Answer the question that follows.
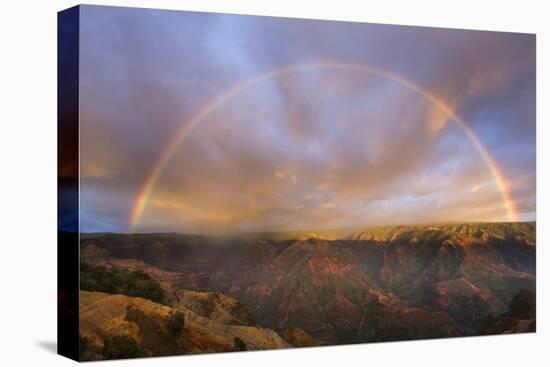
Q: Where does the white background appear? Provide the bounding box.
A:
[0,0,547,365]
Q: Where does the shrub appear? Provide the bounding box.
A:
[125,306,185,356]
[166,311,185,334]
[234,337,247,351]
[79,334,98,361]
[102,335,142,360]
[79,334,88,355]
[80,263,166,304]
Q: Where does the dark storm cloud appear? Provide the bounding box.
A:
[78,5,535,233]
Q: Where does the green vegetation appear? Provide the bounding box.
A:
[79,334,95,361]
[166,311,186,334]
[234,337,247,351]
[79,335,88,355]
[102,335,142,360]
[125,306,185,356]
[80,262,166,304]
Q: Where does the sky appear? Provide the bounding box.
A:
[78,5,536,234]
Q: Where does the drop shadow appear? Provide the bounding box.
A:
[36,340,57,354]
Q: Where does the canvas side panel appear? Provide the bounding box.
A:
[57,5,80,362]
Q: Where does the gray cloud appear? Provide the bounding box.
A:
[78,5,535,233]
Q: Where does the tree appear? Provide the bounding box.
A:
[80,263,166,304]
[234,337,247,351]
[166,311,185,334]
[79,334,94,361]
[102,335,142,360]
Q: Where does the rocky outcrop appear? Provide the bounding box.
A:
[282,326,321,347]
[173,289,256,326]
[79,290,289,360]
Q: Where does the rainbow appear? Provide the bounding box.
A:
[128,61,518,231]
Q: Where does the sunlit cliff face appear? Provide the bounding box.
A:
[77,6,535,233]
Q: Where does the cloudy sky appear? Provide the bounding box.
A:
[78,5,535,234]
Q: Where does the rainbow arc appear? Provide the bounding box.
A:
[129,61,518,231]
